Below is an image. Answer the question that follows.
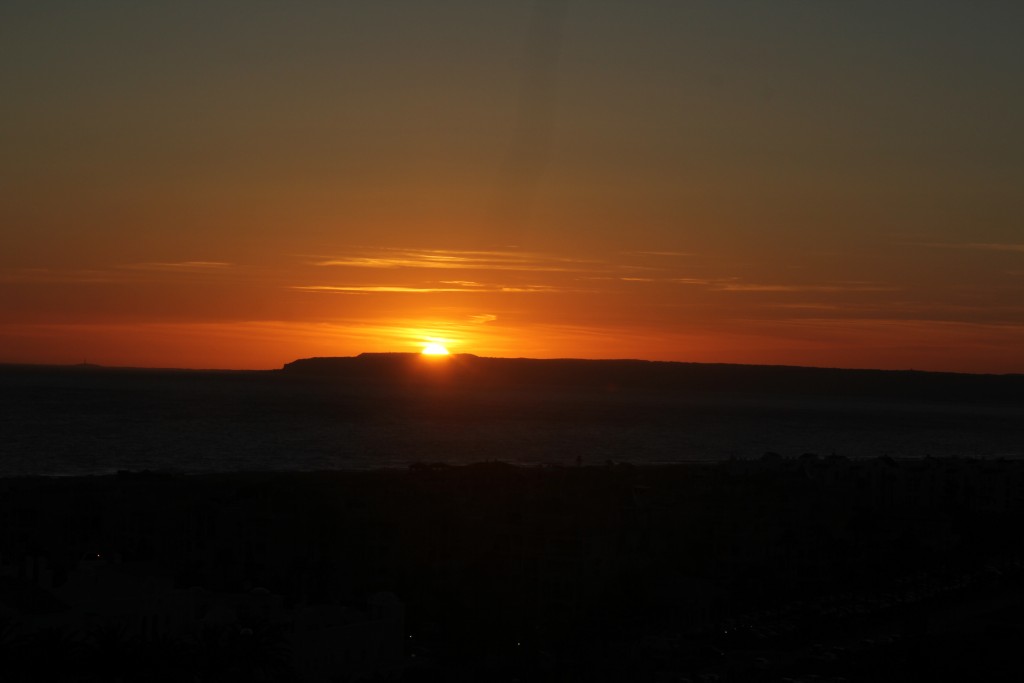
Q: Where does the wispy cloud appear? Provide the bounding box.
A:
[714,283,897,293]
[0,268,119,284]
[583,275,896,293]
[290,283,568,294]
[767,303,844,310]
[761,316,1024,337]
[293,285,472,293]
[313,248,599,273]
[121,261,234,271]
[627,250,695,258]
[469,313,498,324]
[924,242,1024,254]
[617,276,718,285]
[1,261,241,287]
[672,277,719,285]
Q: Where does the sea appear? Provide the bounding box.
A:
[1,365,1022,477]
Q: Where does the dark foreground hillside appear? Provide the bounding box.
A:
[3,457,1024,681]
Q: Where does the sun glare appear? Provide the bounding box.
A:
[421,342,450,356]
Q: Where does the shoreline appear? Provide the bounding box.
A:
[3,451,1024,480]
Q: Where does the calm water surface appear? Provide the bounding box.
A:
[2,367,1021,476]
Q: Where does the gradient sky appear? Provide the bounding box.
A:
[2,1,1023,372]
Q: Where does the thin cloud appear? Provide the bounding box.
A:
[1,262,238,284]
[579,274,716,285]
[121,261,235,271]
[313,248,600,273]
[764,317,1024,336]
[290,283,569,294]
[293,285,474,294]
[498,285,568,292]
[669,277,719,285]
[714,283,897,293]
[968,243,1024,253]
[618,276,717,285]
[470,314,498,324]
[0,268,120,284]
[768,303,843,310]
[924,242,1024,254]
[544,273,895,294]
[628,250,695,257]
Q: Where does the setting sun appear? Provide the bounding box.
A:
[421,343,450,356]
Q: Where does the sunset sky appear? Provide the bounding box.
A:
[3,1,1023,373]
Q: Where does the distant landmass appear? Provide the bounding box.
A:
[281,353,1024,403]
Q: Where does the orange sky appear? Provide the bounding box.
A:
[2,2,1023,373]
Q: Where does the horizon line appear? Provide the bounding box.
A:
[1,355,1022,378]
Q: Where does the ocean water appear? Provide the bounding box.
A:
[1,367,1022,477]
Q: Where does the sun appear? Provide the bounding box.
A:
[421,342,450,356]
